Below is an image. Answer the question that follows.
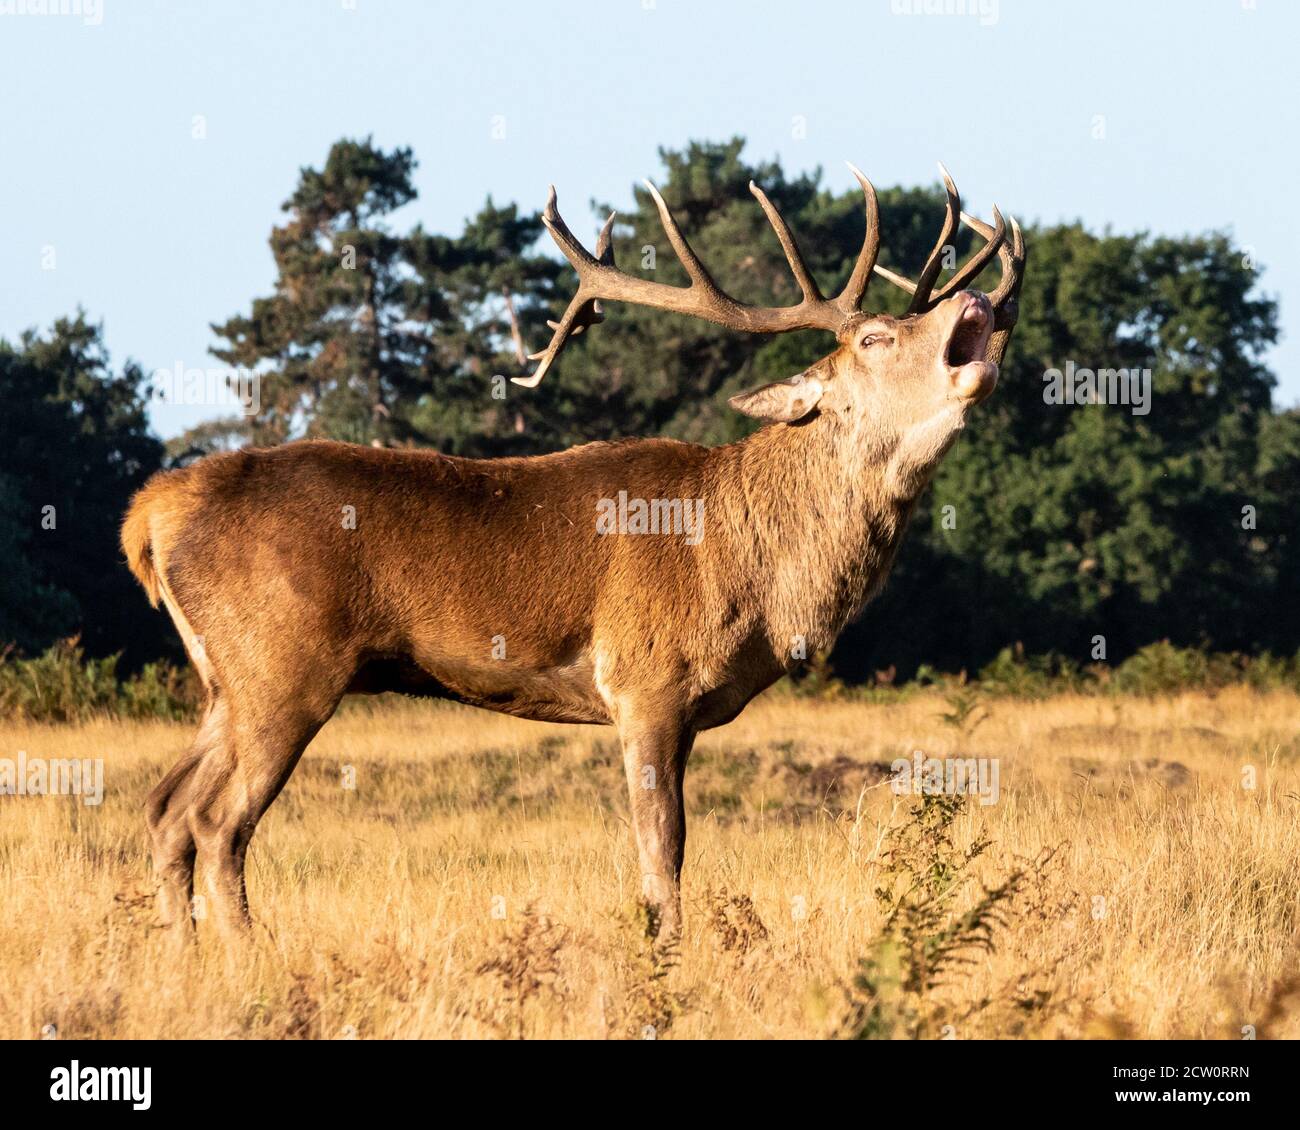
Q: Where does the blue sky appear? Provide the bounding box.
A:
[2,0,1296,437]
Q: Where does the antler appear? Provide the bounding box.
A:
[872,162,1026,364]
[516,162,1025,386]
[513,168,881,387]
[958,207,1026,367]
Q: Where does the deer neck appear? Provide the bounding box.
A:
[716,407,917,658]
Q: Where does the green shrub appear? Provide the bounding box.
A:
[838,794,1063,1039]
[118,661,203,722]
[1111,640,1213,695]
[1107,642,1300,696]
[0,638,200,723]
[976,645,1084,699]
[791,640,1300,703]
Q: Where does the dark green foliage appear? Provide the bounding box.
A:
[0,316,172,666]
[207,137,562,455]
[0,638,200,723]
[853,222,1295,679]
[917,640,1300,699]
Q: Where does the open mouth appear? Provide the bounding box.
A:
[944,297,993,367]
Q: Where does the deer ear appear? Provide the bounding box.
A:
[727,372,824,423]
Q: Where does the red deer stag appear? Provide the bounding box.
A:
[122,163,1025,940]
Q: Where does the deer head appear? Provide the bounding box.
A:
[515,163,1025,498]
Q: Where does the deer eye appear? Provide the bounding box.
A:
[859,332,891,349]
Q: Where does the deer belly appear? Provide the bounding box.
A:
[348,648,609,725]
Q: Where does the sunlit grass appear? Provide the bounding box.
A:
[2,686,1298,1039]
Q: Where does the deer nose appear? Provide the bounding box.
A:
[964,291,992,320]
[952,292,992,337]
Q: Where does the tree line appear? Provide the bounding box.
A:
[3,136,1296,680]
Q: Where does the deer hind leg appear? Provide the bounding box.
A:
[146,695,230,936]
[617,705,695,940]
[187,675,345,938]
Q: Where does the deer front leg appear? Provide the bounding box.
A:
[617,709,695,939]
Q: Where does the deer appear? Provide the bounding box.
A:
[121,162,1025,942]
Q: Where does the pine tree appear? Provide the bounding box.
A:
[210,137,427,446]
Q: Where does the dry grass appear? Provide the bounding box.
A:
[2,686,1299,1039]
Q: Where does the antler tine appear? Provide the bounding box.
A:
[513,289,591,388]
[748,180,823,303]
[586,210,618,323]
[933,205,1006,301]
[837,162,881,314]
[539,191,615,333]
[594,210,617,266]
[961,209,1024,308]
[990,216,1026,366]
[960,211,1026,365]
[511,188,609,387]
[539,185,599,271]
[641,176,841,331]
[903,161,961,313]
[872,264,916,296]
[869,162,956,312]
[641,179,721,292]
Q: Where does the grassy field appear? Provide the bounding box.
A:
[2,686,1299,1040]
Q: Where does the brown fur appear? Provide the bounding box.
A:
[120,476,167,607]
[124,288,1004,939]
